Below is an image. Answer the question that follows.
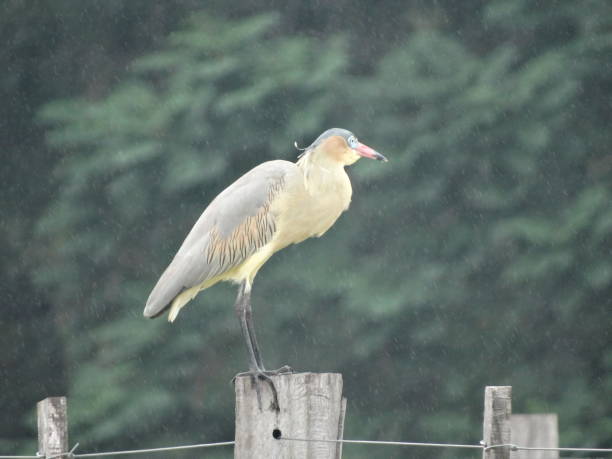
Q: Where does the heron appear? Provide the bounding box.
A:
[143,128,387,409]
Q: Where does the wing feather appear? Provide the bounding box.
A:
[143,160,297,318]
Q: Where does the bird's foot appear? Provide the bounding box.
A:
[231,365,293,412]
[233,369,280,412]
[231,365,294,383]
[262,365,294,376]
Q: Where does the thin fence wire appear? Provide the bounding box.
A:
[486,443,612,453]
[280,436,612,453]
[0,441,235,459]
[70,441,235,458]
[4,436,612,458]
[278,436,483,449]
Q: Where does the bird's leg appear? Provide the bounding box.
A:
[240,283,294,375]
[234,281,264,370]
[233,280,281,411]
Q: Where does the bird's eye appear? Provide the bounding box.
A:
[348,136,358,148]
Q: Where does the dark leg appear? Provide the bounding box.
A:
[240,283,266,371]
[235,281,263,371]
[233,280,292,411]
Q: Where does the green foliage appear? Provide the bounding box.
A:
[3,1,612,458]
[33,11,349,454]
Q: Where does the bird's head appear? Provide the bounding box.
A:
[298,128,387,166]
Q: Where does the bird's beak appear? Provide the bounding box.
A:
[354,142,388,162]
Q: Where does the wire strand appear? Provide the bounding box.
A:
[0,441,235,459]
[519,445,612,452]
[279,436,483,449]
[281,437,612,454]
[72,441,235,458]
[5,437,612,458]
[485,443,612,452]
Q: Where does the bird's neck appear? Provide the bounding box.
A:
[296,151,348,193]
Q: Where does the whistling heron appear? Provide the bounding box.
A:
[144,128,387,407]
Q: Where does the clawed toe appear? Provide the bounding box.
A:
[262,365,294,376]
[232,369,281,412]
[272,365,294,374]
[231,365,294,384]
[230,365,294,411]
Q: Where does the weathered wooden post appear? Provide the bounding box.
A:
[235,372,345,459]
[511,414,559,459]
[37,397,68,459]
[482,386,512,459]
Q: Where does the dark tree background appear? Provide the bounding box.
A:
[2,1,611,457]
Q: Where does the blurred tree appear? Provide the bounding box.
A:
[339,0,612,453]
[0,0,196,453]
[3,0,611,458]
[35,10,348,454]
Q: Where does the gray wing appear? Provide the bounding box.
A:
[143,160,297,318]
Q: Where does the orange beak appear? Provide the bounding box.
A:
[354,142,388,162]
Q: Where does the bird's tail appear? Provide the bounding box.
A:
[167,285,200,322]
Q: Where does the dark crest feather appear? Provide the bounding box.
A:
[295,128,354,158]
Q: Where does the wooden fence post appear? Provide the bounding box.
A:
[37,397,68,459]
[482,386,512,459]
[511,414,559,459]
[234,372,345,459]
